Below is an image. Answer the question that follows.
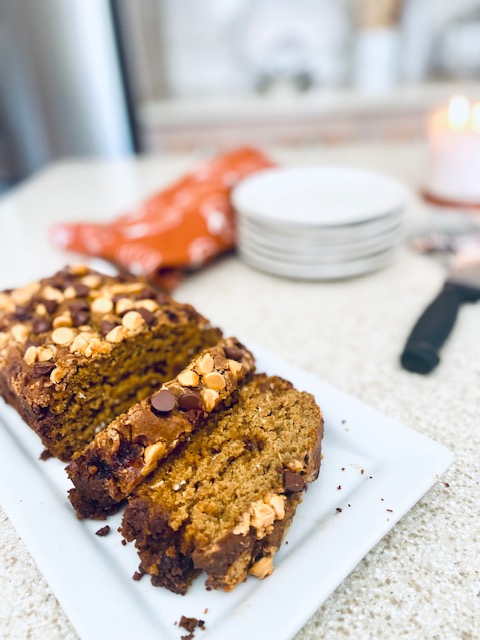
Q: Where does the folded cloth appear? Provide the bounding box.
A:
[50,147,274,291]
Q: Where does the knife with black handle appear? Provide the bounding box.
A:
[401,254,480,374]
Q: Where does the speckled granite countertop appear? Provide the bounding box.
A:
[0,144,478,640]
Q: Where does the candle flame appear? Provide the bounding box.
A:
[471,102,480,134]
[448,95,470,131]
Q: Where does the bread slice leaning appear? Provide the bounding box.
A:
[122,374,324,594]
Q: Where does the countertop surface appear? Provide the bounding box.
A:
[0,143,478,640]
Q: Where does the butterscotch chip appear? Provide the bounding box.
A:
[70,332,93,354]
[110,282,145,296]
[51,327,75,346]
[142,442,167,476]
[115,298,135,315]
[177,370,199,387]
[105,325,127,343]
[197,353,214,375]
[50,367,66,383]
[24,346,38,365]
[251,501,275,531]
[37,347,54,362]
[201,388,219,411]
[42,285,64,303]
[10,289,27,307]
[35,303,48,316]
[69,264,90,276]
[287,459,303,473]
[232,512,251,536]
[228,359,244,377]
[81,274,101,288]
[85,338,111,357]
[136,299,159,312]
[203,371,225,391]
[0,294,14,313]
[0,332,9,349]
[63,286,78,300]
[91,296,114,315]
[11,324,30,343]
[122,310,145,331]
[11,283,40,306]
[267,494,286,520]
[53,313,73,328]
[249,557,274,579]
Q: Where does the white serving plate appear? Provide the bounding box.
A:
[232,167,408,227]
[0,344,453,640]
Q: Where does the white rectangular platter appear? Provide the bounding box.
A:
[0,343,453,640]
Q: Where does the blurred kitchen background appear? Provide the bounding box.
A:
[1,0,480,194]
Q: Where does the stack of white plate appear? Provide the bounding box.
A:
[232,166,408,280]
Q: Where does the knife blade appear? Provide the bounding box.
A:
[401,245,480,374]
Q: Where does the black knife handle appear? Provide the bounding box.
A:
[400,282,478,374]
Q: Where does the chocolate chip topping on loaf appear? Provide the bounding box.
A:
[0,266,221,460]
[122,374,323,594]
[66,338,256,519]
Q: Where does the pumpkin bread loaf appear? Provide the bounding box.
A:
[0,266,221,461]
[66,337,255,519]
[122,374,323,594]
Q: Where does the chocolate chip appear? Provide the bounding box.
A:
[165,310,179,322]
[136,286,153,298]
[41,299,59,315]
[182,407,206,427]
[69,300,89,312]
[283,470,306,493]
[10,361,21,377]
[131,434,148,447]
[32,317,52,334]
[150,389,176,413]
[99,319,117,336]
[72,282,90,297]
[141,286,165,302]
[63,301,87,325]
[136,307,156,326]
[42,276,66,290]
[14,306,32,321]
[178,392,203,411]
[71,309,90,327]
[224,345,245,361]
[31,362,56,378]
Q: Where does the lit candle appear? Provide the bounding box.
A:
[425,95,480,206]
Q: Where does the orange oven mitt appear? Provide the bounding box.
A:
[50,147,274,291]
